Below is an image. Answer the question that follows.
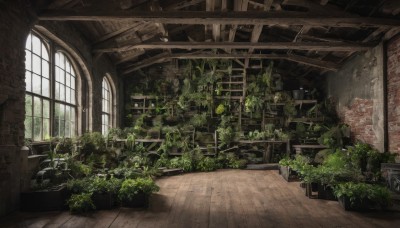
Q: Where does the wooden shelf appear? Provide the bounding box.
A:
[289,117,324,123]
[237,140,288,144]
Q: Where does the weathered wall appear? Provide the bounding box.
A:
[326,44,385,152]
[0,4,122,216]
[0,0,36,216]
[387,35,400,155]
[37,21,122,132]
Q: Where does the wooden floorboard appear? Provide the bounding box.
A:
[2,170,400,228]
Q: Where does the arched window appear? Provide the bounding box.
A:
[25,32,77,140]
[102,78,112,135]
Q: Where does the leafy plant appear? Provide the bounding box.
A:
[245,95,263,113]
[197,157,218,172]
[333,182,391,208]
[190,113,208,128]
[118,178,160,202]
[67,193,96,213]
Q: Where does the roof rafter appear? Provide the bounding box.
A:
[38,11,400,27]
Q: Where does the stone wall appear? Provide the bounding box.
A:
[326,44,385,152]
[0,3,121,216]
[0,0,36,216]
[387,35,400,154]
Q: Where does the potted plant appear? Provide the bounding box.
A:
[333,182,391,211]
[67,193,96,214]
[118,177,160,207]
[89,176,122,210]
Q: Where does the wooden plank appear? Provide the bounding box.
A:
[122,52,171,74]
[93,22,145,44]
[127,41,375,52]
[38,10,400,27]
[165,0,205,10]
[116,49,145,64]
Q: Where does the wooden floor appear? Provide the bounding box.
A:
[2,170,400,228]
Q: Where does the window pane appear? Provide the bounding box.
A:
[65,105,70,123]
[43,99,50,118]
[55,67,61,82]
[25,95,32,116]
[25,71,32,92]
[42,60,49,78]
[55,83,60,100]
[70,89,75,105]
[24,117,32,139]
[71,108,75,122]
[66,88,71,103]
[43,118,50,140]
[54,117,60,137]
[66,74,70,87]
[42,78,49,97]
[42,44,49,61]
[65,120,70,138]
[32,54,41,75]
[59,119,65,137]
[59,103,65,120]
[25,34,32,50]
[33,117,42,141]
[32,35,41,55]
[59,53,65,68]
[33,96,41,117]
[32,74,41,95]
[60,84,65,101]
[25,50,31,71]
[71,77,75,89]
[66,60,71,73]
[54,103,60,119]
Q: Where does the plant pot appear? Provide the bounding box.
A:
[279,165,299,182]
[92,192,117,210]
[338,196,374,211]
[292,90,304,100]
[317,184,337,201]
[122,192,149,208]
[20,184,70,211]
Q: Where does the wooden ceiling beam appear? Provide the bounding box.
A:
[118,41,375,52]
[226,0,248,52]
[94,31,160,53]
[123,52,339,73]
[38,11,400,27]
[247,0,273,67]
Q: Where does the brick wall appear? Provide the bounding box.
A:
[326,44,385,151]
[387,35,400,154]
[0,0,35,216]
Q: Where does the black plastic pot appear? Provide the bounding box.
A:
[92,192,117,210]
[279,165,299,182]
[20,184,70,211]
[122,192,149,208]
[338,196,374,211]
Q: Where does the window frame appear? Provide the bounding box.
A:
[25,31,78,141]
[102,77,112,135]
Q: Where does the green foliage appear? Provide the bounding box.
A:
[333,182,391,208]
[190,113,208,128]
[67,177,90,194]
[118,178,160,201]
[225,152,247,169]
[245,95,263,113]
[215,103,225,115]
[318,124,350,149]
[197,157,218,172]
[88,176,122,194]
[283,101,297,117]
[217,126,235,148]
[67,193,96,214]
